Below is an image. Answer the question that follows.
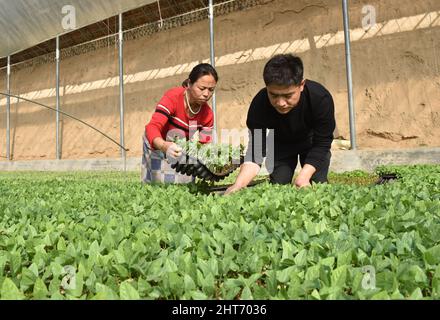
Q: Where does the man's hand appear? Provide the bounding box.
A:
[294,164,316,188]
[224,162,261,195]
[224,184,243,195]
[294,176,312,188]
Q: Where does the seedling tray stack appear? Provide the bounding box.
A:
[170,153,243,182]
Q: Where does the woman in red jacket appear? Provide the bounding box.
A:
[142,63,218,183]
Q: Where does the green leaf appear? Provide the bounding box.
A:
[433,265,440,279]
[20,267,38,291]
[64,266,84,298]
[310,289,321,300]
[113,249,126,264]
[50,291,65,300]
[304,221,317,236]
[191,290,208,300]
[337,250,352,267]
[113,265,130,278]
[48,278,61,297]
[253,285,269,300]
[327,288,344,300]
[277,266,295,283]
[305,265,320,282]
[351,271,364,293]
[1,278,25,300]
[184,274,196,292]
[294,249,308,267]
[200,274,215,297]
[281,240,295,262]
[163,259,178,273]
[287,281,303,299]
[29,263,39,277]
[0,255,7,275]
[65,243,77,258]
[399,265,427,285]
[411,266,428,283]
[320,256,335,268]
[167,272,184,297]
[376,271,397,292]
[119,281,140,300]
[9,251,22,276]
[224,278,242,292]
[331,265,348,288]
[57,237,66,251]
[211,205,222,216]
[371,291,390,300]
[432,278,440,299]
[137,277,152,297]
[208,258,219,276]
[424,244,440,265]
[85,271,97,291]
[93,283,119,300]
[390,290,405,299]
[293,230,309,244]
[245,273,262,287]
[408,288,423,300]
[49,262,64,279]
[241,286,253,300]
[365,201,374,211]
[88,240,101,258]
[33,278,49,300]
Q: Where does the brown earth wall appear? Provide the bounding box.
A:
[0,0,439,160]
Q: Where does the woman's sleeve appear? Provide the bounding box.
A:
[145,95,174,149]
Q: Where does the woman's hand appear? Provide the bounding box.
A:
[164,142,183,161]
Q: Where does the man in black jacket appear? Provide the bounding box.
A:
[225,54,335,194]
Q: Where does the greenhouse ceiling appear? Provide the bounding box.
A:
[0,0,164,59]
[0,0,228,69]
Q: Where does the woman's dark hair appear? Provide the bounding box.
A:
[263,54,303,86]
[181,79,190,87]
[182,63,218,87]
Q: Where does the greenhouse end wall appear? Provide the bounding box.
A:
[1,0,439,160]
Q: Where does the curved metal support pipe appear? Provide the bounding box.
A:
[0,92,129,152]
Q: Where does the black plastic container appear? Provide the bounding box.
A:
[376,173,399,185]
[170,153,243,182]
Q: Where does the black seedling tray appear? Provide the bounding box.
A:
[170,153,243,182]
[376,173,399,185]
[207,179,266,195]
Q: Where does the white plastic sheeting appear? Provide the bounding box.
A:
[0,0,157,58]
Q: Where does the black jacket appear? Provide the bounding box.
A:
[245,80,336,170]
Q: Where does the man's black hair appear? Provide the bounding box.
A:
[263,54,304,86]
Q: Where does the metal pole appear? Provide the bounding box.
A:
[56,36,61,159]
[118,13,126,169]
[208,0,217,143]
[6,56,10,160]
[342,0,357,150]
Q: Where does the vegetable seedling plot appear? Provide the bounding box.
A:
[0,164,439,300]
